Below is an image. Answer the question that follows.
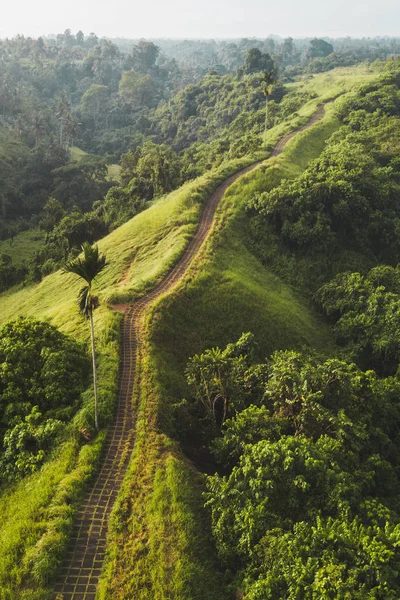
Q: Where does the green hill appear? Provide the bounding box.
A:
[0,63,388,599]
[97,93,346,600]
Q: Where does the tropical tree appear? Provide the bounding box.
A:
[307,38,334,60]
[262,69,277,148]
[63,243,107,430]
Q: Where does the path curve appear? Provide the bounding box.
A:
[53,104,326,600]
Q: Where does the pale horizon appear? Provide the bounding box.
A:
[1,0,400,41]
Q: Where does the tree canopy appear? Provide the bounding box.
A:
[0,317,89,481]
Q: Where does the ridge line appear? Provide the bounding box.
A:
[53,103,327,600]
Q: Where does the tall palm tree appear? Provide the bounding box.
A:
[263,69,277,149]
[63,243,107,431]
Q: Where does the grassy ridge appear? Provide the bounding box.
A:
[0,65,382,597]
[0,150,273,597]
[0,154,272,328]
[98,327,230,600]
[148,103,340,412]
[98,90,360,598]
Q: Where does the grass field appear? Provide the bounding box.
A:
[285,63,382,95]
[147,102,341,424]
[0,229,45,263]
[0,150,270,598]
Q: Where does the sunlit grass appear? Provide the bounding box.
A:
[148,108,340,406]
[69,145,88,161]
[0,151,268,597]
[0,228,45,262]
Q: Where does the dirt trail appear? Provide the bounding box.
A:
[53,104,327,600]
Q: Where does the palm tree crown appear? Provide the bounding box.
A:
[63,242,107,286]
[63,242,107,318]
[263,69,276,97]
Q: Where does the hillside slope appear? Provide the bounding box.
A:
[97,101,350,599]
[0,64,383,599]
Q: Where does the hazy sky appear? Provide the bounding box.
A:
[1,0,400,39]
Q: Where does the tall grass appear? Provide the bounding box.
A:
[0,310,120,598]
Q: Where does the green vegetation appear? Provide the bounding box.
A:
[99,62,400,599]
[0,434,105,600]
[0,309,118,598]
[317,265,400,376]
[0,33,383,295]
[247,65,400,294]
[0,142,272,596]
[0,58,399,599]
[0,230,45,263]
[203,344,400,598]
[176,61,400,599]
[0,317,88,482]
[69,146,121,181]
[98,67,380,599]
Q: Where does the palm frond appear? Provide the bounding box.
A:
[63,242,108,285]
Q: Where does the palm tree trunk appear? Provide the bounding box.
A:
[89,309,99,431]
[263,95,269,149]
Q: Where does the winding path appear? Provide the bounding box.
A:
[53,104,326,600]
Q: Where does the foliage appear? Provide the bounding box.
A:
[0,52,386,292]
[244,517,400,599]
[63,243,107,293]
[50,155,112,210]
[251,134,400,257]
[201,342,400,596]
[0,307,120,597]
[306,38,334,60]
[238,49,275,77]
[0,407,63,481]
[185,332,259,429]
[0,317,89,483]
[120,141,181,197]
[317,265,400,375]
[248,70,400,292]
[118,70,158,108]
[0,59,395,598]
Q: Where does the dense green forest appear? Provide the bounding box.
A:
[2,28,400,599]
[1,31,400,293]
